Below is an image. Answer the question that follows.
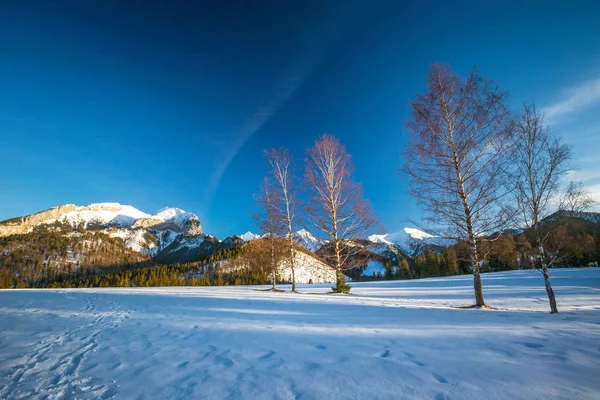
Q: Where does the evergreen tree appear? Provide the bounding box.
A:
[398,258,411,279]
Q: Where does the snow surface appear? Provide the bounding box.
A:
[51,203,151,228]
[362,259,387,277]
[152,207,188,220]
[108,229,159,256]
[38,204,199,235]
[293,229,324,252]
[169,235,205,252]
[1,268,599,399]
[278,251,336,284]
[237,230,324,252]
[240,231,261,242]
[158,230,179,250]
[151,207,198,228]
[369,228,434,245]
[403,227,435,240]
[368,233,395,245]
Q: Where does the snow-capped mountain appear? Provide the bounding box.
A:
[366,227,438,258]
[148,207,202,233]
[0,203,201,233]
[238,229,325,253]
[403,227,435,240]
[368,228,435,245]
[0,203,212,261]
[58,203,150,227]
[293,229,325,252]
[240,231,262,241]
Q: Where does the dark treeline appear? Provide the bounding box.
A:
[358,213,599,282]
[37,262,271,289]
[0,234,287,289]
[1,211,598,289]
[0,221,150,288]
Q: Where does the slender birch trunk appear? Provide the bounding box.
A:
[265,148,299,292]
[404,64,512,307]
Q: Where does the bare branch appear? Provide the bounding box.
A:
[403,64,514,307]
[305,134,376,293]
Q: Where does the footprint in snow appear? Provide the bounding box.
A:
[432,373,447,383]
[531,325,542,330]
[110,362,122,371]
[177,361,189,370]
[307,362,321,370]
[379,349,391,358]
[520,342,544,349]
[404,351,425,366]
[214,352,235,368]
[314,344,327,351]
[259,351,276,360]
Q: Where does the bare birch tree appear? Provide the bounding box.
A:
[305,134,375,293]
[265,147,300,292]
[511,104,595,313]
[253,178,284,291]
[404,64,514,307]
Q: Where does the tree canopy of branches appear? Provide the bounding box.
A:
[305,134,375,293]
[404,64,514,307]
[511,104,595,313]
[252,178,285,290]
[265,147,300,292]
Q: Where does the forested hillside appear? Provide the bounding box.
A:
[0,221,152,288]
[2,211,597,289]
[407,212,600,280]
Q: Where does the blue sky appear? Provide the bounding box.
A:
[1,0,599,238]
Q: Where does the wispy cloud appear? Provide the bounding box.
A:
[202,4,372,206]
[585,183,600,211]
[566,168,600,182]
[203,75,304,204]
[542,77,600,123]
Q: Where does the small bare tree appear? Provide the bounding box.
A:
[252,178,285,291]
[305,134,375,293]
[265,148,300,292]
[404,64,514,307]
[511,104,595,313]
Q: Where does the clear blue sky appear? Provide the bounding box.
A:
[1,0,599,238]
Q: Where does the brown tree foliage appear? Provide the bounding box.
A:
[305,134,375,293]
[233,238,286,279]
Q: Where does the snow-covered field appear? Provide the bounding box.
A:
[1,269,599,400]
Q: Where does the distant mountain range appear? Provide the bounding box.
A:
[3,202,597,288]
[0,202,440,264]
[0,202,438,285]
[0,203,221,262]
[239,229,325,253]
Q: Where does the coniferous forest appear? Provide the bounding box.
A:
[2,210,598,289]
